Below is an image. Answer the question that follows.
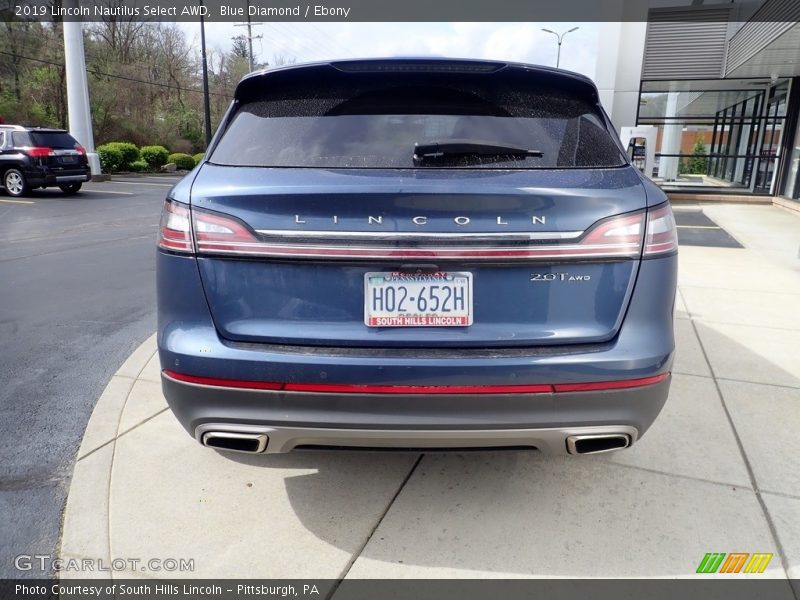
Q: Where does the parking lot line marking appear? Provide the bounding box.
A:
[105,181,174,187]
[81,189,135,196]
[0,198,35,204]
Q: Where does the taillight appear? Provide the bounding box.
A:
[25,147,54,158]
[644,203,678,256]
[193,208,259,253]
[158,199,194,253]
[579,212,645,256]
[75,145,86,155]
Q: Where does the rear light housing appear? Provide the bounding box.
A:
[158,199,194,253]
[193,208,259,251]
[181,208,648,261]
[579,212,644,257]
[24,147,55,158]
[644,203,678,256]
[158,200,259,255]
[157,203,676,260]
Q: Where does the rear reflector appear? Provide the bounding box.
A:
[163,370,669,394]
[283,382,553,394]
[164,371,282,390]
[551,373,669,392]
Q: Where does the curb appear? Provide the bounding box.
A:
[59,334,158,581]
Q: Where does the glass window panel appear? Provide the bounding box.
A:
[638,79,789,193]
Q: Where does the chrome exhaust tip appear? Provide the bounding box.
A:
[201,431,268,454]
[566,433,631,455]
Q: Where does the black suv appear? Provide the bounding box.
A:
[0,125,91,197]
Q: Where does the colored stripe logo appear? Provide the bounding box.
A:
[696,552,772,574]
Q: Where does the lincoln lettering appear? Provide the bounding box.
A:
[293,215,546,226]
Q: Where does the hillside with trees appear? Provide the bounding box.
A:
[0,17,292,153]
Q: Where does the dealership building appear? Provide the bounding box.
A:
[597,0,800,208]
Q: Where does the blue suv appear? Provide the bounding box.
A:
[157,58,677,456]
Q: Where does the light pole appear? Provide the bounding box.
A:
[63,0,101,176]
[200,0,212,147]
[541,26,579,68]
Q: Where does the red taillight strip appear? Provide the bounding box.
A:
[164,371,282,390]
[194,241,642,260]
[24,146,55,158]
[163,370,669,394]
[551,373,669,392]
[284,382,554,394]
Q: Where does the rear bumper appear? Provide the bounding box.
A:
[24,167,90,187]
[162,372,669,454]
[157,251,677,453]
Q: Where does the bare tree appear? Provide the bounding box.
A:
[271,54,297,67]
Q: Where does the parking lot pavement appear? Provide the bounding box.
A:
[0,176,181,578]
[58,203,800,580]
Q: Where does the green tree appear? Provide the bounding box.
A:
[685,137,709,175]
[0,19,295,151]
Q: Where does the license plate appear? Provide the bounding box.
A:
[364,272,473,327]
[59,156,77,164]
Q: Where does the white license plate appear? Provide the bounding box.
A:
[364,272,473,327]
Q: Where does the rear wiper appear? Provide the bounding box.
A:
[413,139,544,164]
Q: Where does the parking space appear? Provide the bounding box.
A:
[57,202,800,582]
[673,207,744,249]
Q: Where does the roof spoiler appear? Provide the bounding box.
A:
[330,58,506,74]
[234,58,600,103]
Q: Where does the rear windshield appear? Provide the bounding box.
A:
[13,131,80,149]
[211,71,627,170]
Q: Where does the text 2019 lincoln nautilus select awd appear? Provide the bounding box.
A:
[156,58,677,456]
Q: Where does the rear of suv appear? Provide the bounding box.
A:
[0,125,91,197]
[157,58,677,456]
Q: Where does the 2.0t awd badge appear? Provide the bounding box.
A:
[530,272,592,282]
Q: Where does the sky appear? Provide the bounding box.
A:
[179,22,599,80]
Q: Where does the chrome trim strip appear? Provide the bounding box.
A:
[195,423,638,455]
[254,229,584,241]
[196,240,640,260]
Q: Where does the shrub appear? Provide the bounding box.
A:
[129,160,149,172]
[193,152,204,166]
[96,144,123,173]
[104,142,139,169]
[168,152,195,170]
[140,145,170,170]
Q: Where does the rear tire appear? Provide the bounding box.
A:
[3,168,29,198]
[59,182,82,195]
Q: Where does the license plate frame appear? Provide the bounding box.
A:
[364,271,473,327]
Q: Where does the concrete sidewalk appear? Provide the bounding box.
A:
[60,204,800,581]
